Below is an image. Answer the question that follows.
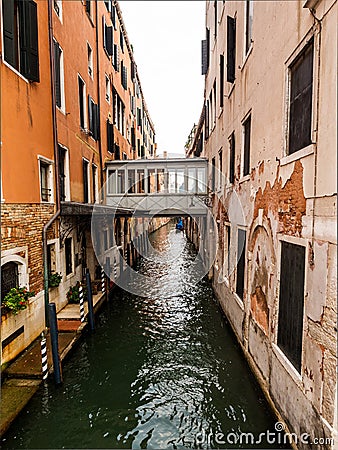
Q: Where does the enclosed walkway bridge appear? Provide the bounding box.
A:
[105,158,209,217]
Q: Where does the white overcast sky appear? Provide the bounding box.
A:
[119,1,206,156]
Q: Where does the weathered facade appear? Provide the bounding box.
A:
[187,0,337,447]
[1,0,156,365]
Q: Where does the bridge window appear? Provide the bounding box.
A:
[136,169,145,194]
[148,169,156,193]
[188,168,197,193]
[197,168,207,193]
[128,169,136,193]
[117,170,125,193]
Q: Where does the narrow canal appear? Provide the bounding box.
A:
[2,223,288,449]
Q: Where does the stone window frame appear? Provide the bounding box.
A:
[1,247,29,291]
[38,155,54,204]
[273,234,309,383]
[282,28,319,166]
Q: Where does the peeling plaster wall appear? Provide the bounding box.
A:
[202,0,337,448]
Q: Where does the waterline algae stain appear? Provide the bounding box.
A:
[2,224,289,449]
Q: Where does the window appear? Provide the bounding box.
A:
[83,159,90,203]
[201,28,210,75]
[277,241,305,373]
[219,54,224,107]
[121,62,128,90]
[2,0,39,81]
[227,16,236,83]
[85,0,91,17]
[243,114,251,176]
[205,101,209,139]
[111,4,116,29]
[104,0,111,12]
[105,75,110,102]
[65,237,73,275]
[39,159,53,202]
[245,0,253,54]
[236,229,246,300]
[88,96,100,140]
[113,44,119,71]
[107,119,114,153]
[211,157,216,191]
[103,18,113,57]
[214,1,217,39]
[47,243,56,274]
[229,132,235,184]
[120,29,124,53]
[288,40,314,155]
[58,144,69,201]
[224,225,231,277]
[1,262,19,300]
[92,164,98,203]
[54,40,64,110]
[87,43,93,77]
[218,149,223,189]
[54,0,62,19]
[114,92,125,135]
[78,76,86,130]
[213,80,217,123]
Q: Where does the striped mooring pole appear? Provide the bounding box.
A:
[101,265,106,294]
[113,258,117,278]
[79,284,85,323]
[41,332,48,380]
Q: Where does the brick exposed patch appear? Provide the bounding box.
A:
[253,160,306,236]
[1,204,56,293]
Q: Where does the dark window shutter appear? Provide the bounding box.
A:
[105,24,113,56]
[206,28,210,68]
[113,44,119,71]
[204,102,209,139]
[111,5,116,29]
[54,41,61,107]
[243,115,251,176]
[107,120,114,152]
[122,65,127,90]
[236,229,246,300]
[229,132,235,184]
[220,54,224,107]
[227,16,236,83]
[88,95,93,134]
[3,0,17,68]
[85,1,91,14]
[58,145,66,201]
[277,242,305,372]
[137,108,142,127]
[289,40,314,154]
[93,103,100,141]
[201,40,208,75]
[18,0,39,81]
[115,144,121,160]
[131,127,136,150]
[131,61,135,80]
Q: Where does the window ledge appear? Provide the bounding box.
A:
[240,44,253,71]
[239,174,250,184]
[227,81,236,98]
[2,60,29,84]
[56,105,66,116]
[233,292,244,310]
[272,343,302,385]
[280,144,314,166]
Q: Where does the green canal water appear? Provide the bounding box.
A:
[2,224,289,449]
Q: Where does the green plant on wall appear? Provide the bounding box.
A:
[48,272,62,288]
[2,287,35,315]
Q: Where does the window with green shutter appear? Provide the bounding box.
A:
[2,0,39,81]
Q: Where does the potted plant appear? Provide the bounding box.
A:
[2,287,35,315]
[48,272,62,288]
[67,282,87,304]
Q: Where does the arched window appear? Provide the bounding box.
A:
[1,262,19,300]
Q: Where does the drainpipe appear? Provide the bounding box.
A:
[95,0,104,200]
[42,0,61,328]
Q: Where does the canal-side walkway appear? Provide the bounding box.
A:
[0,291,107,437]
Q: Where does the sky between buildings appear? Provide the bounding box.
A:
[119,1,205,157]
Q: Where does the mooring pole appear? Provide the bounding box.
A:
[48,303,62,385]
[105,256,110,300]
[86,268,95,331]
